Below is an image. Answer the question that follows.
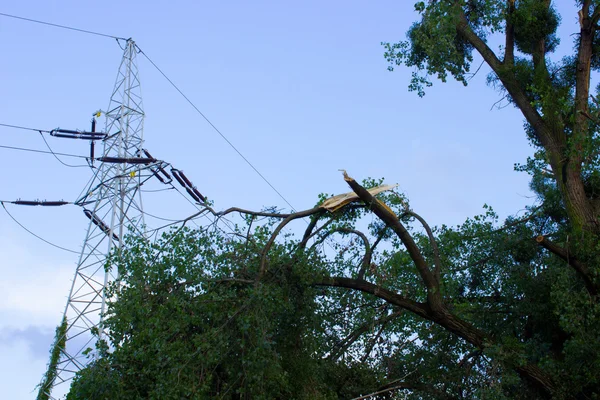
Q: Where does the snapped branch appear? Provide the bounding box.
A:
[342,172,440,303]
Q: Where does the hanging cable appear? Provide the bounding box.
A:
[0,12,126,40]
[1,201,80,254]
[38,131,89,168]
[140,187,175,193]
[1,123,95,166]
[73,157,105,204]
[128,204,189,223]
[0,144,88,159]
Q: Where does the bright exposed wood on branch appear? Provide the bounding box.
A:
[320,182,398,212]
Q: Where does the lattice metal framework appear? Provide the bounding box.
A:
[48,38,151,397]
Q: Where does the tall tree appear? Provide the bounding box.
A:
[384,0,600,239]
[374,1,600,396]
[67,2,600,399]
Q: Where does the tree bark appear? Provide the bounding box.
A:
[316,173,559,398]
[535,235,597,296]
[455,7,599,235]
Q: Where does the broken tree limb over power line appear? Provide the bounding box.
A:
[67,166,593,399]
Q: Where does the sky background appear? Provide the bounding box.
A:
[0,1,579,398]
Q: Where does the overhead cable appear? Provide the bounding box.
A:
[0,144,88,159]
[38,131,89,168]
[1,201,80,254]
[0,122,52,133]
[0,13,300,214]
[0,12,126,40]
[137,47,299,213]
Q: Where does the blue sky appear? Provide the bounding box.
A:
[0,1,579,398]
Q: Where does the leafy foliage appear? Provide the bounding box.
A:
[67,225,385,399]
[66,2,600,399]
[37,317,67,400]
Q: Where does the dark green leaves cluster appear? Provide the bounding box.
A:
[383,0,503,96]
[67,223,390,399]
[64,2,600,399]
[512,0,560,54]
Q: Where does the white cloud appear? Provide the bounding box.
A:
[0,338,47,400]
[0,233,74,330]
[0,230,76,398]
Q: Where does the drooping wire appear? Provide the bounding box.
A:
[1,123,90,166]
[0,144,88,159]
[1,201,80,254]
[140,187,175,193]
[127,203,189,223]
[136,47,299,214]
[0,12,126,41]
[38,131,89,168]
[74,154,107,204]
[168,183,223,228]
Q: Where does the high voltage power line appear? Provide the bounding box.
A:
[135,49,299,212]
[0,15,336,397]
[38,132,90,168]
[0,12,126,40]
[0,122,53,133]
[0,30,323,277]
[0,10,316,267]
[0,11,300,213]
[0,201,81,254]
[0,14,306,396]
[0,139,236,255]
[0,144,87,159]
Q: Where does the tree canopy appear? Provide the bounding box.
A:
[64,1,600,399]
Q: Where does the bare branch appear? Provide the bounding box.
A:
[313,276,429,319]
[360,313,394,363]
[341,228,371,280]
[258,206,323,281]
[306,219,337,250]
[535,235,597,296]
[352,381,459,400]
[329,309,402,361]
[404,209,443,284]
[306,226,373,280]
[217,206,293,218]
[458,349,483,368]
[300,205,367,250]
[209,278,254,285]
[298,210,326,249]
[489,94,510,111]
[371,227,389,252]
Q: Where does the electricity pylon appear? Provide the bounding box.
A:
[46,38,150,398]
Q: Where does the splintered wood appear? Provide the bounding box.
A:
[320,183,398,212]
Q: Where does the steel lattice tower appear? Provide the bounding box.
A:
[48,38,148,397]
